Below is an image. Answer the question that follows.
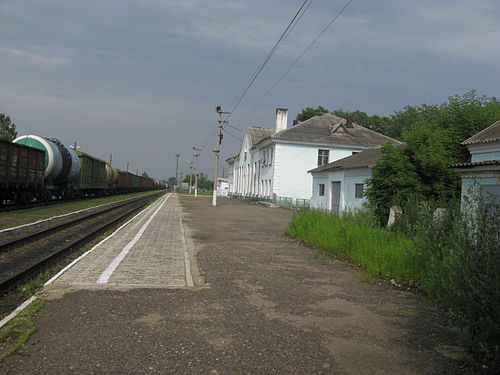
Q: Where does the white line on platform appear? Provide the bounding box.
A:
[44,193,169,287]
[0,295,37,330]
[97,194,171,284]
[179,208,194,287]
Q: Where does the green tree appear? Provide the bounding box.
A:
[183,173,213,190]
[141,171,150,178]
[0,113,17,141]
[331,108,394,134]
[167,177,177,187]
[402,122,461,202]
[295,106,329,121]
[365,90,500,222]
[365,143,422,224]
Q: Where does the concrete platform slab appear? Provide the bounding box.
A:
[52,193,190,289]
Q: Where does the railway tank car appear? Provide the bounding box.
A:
[1,134,163,205]
[14,135,81,200]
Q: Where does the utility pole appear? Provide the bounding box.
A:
[126,161,129,173]
[192,147,201,197]
[109,154,112,165]
[175,154,180,189]
[188,160,193,194]
[213,106,229,207]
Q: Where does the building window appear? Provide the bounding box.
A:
[352,151,359,155]
[317,150,329,166]
[355,183,364,198]
[270,149,273,165]
[319,183,325,196]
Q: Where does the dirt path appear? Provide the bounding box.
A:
[0,195,462,374]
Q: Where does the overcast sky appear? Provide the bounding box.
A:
[1,0,499,180]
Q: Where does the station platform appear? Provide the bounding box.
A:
[50,193,193,289]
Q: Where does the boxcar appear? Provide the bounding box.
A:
[72,150,107,195]
[142,176,154,190]
[116,171,133,193]
[132,174,140,191]
[0,139,45,203]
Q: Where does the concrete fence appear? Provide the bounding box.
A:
[229,194,310,210]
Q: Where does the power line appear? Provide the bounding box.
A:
[228,0,314,117]
[222,127,243,142]
[0,107,48,137]
[200,130,217,151]
[225,123,245,133]
[237,0,354,129]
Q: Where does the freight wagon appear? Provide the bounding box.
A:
[0,134,163,205]
[0,138,45,204]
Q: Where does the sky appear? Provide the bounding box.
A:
[1,0,499,181]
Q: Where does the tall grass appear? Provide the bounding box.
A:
[287,195,500,373]
[285,210,421,283]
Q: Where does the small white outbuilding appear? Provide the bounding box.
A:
[309,148,384,213]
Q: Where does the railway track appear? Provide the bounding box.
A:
[0,192,164,316]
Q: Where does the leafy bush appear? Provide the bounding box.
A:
[424,199,499,372]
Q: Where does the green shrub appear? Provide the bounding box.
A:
[424,199,500,372]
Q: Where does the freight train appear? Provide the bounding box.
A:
[0,135,165,205]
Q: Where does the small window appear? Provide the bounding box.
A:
[270,149,273,165]
[319,183,325,196]
[318,149,329,166]
[355,183,364,198]
[352,151,359,155]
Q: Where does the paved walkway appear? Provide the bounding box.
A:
[54,193,190,288]
[0,195,463,375]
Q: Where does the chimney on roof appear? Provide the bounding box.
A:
[346,116,353,128]
[276,108,288,132]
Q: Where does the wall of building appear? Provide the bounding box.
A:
[343,170,371,211]
[469,142,500,162]
[274,143,364,199]
[310,174,329,209]
[310,168,371,211]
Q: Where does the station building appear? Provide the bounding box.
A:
[226,108,398,203]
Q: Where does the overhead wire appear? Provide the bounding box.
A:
[200,130,217,151]
[225,123,245,133]
[228,0,314,118]
[0,107,48,137]
[222,127,243,142]
[236,0,354,129]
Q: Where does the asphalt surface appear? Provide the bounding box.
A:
[0,194,464,374]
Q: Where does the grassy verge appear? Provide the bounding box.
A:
[0,299,45,361]
[285,210,421,284]
[287,201,500,372]
[0,190,165,230]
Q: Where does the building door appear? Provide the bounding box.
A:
[331,181,341,213]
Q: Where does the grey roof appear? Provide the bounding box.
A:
[450,159,500,168]
[257,113,400,148]
[225,153,239,163]
[309,147,384,173]
[248,126,276,148]
[462,120,500,145]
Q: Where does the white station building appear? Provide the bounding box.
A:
[226,109,398,202]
